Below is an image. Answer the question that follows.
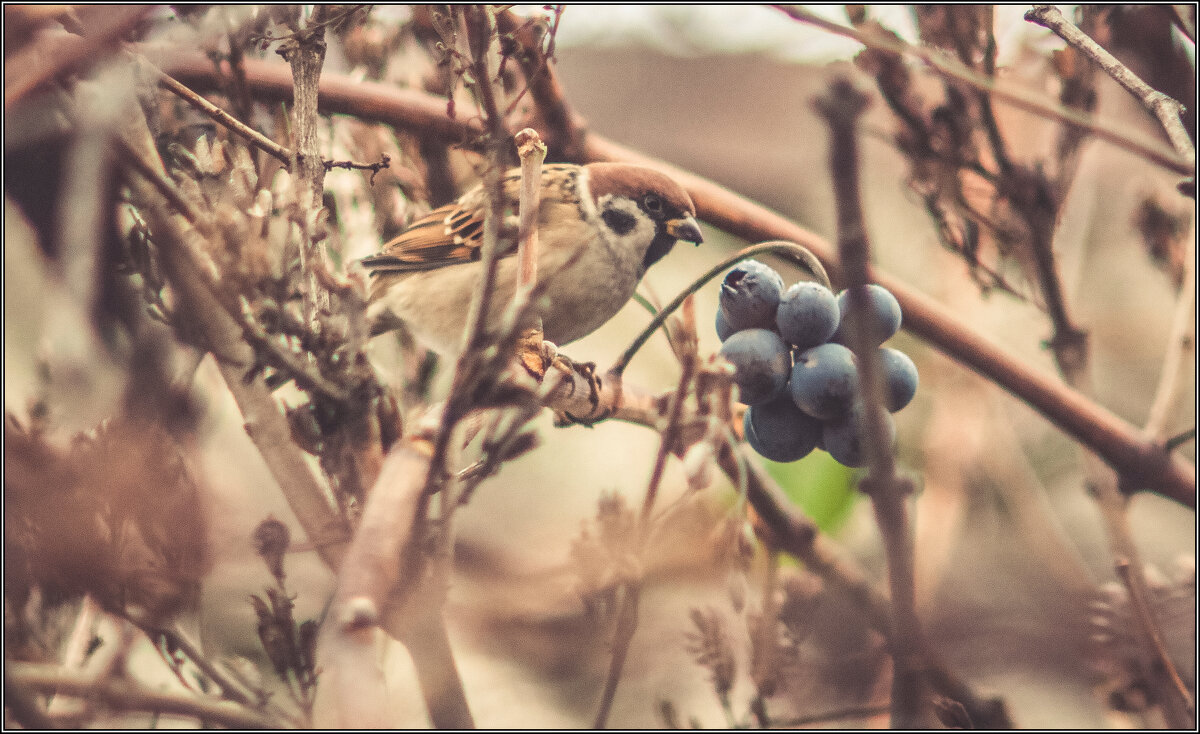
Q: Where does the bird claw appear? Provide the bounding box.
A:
[548,353,618,427]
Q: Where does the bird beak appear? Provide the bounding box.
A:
[666,215,704,245]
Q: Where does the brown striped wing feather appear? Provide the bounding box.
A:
[361,164,582,274]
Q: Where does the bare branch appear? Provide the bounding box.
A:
[772,5,1193,177]
[157,68,292,165]
[1026,5,1197,169]
[814,76,924,727]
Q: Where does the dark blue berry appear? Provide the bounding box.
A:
[720,328,790,405]
[822,403,896,468]
[831,284,902,347]
[715,310,736,342]
[719,260,785,331]
[879,347,918,412]
[743,396,821,463]
[789,343,859,420]
[775,281,840,350]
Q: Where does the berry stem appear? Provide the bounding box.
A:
[612,240,829,375]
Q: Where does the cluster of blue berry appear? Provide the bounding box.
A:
[716,261,918,467]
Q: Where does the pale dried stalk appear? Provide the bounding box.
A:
[515,127,547,297]
[1143,232,1196,442]
[8,663,275,729]
[316,442,430,728]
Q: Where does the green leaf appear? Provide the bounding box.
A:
[762,450,858,534]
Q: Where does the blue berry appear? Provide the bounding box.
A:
[743,396,821,463]
[720,328,790,405]
[715,310,736,342]
[831,284,902,347]
[879,347,919,412]
[822,403,896,468]
[789,343,859,420]
[775,281,840,350]
[719,260,785,331]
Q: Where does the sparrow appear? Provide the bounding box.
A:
[361,162,703,355]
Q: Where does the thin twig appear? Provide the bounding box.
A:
[1166,428,1196,452]
[158,69,292,165]
[1025,5,1197,168]
[595,346,699,729]
[815,77,924,728]
[1115,558,1196,719]
[772,5,1193,176]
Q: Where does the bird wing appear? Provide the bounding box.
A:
[360,201,495,273]
[361,164,580,274]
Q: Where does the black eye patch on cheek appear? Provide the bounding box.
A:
[601,207,638,236]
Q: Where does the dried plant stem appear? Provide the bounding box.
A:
[612,240,829,375]
[515,128,547,298]
[118,137,348,569]
[7,663,275,729]
[595,351,698,728]
[815,77,925,728]
[1143,233,1196,442]
[1025,5,1197,169]
[772,5,1192,177]
[1001,13,1196,723]
[283,6,331,327]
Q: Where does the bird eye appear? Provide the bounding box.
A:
[642,194,663,214]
